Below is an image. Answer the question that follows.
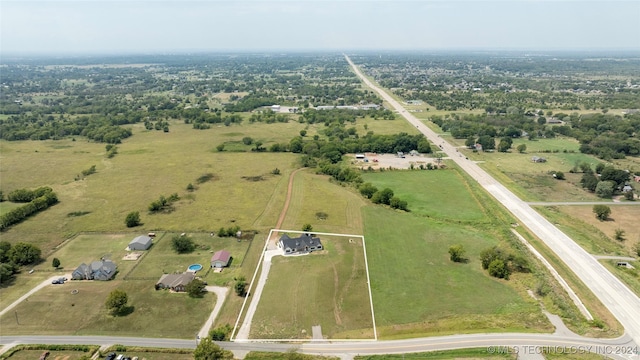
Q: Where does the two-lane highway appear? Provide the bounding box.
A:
[345,55,640,347]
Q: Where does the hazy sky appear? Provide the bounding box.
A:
[2,0,639,55]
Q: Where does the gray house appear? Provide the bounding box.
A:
[71,260,117,281]
[278,233,323,255]
[129,235,152,250]
[155,272,195,292]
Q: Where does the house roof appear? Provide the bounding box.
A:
[211,250,231,263]
[130,235,152,246]
[279,233,322,252]
[157,273,195,288]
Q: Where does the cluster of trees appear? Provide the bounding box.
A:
[217,226,241,238]
[0,241,42,282]
[0,187,58,231]
[148,193,180,213]
[580,164,633,199]
[287,132,432,164]
[480,246,530,280]
[358,183,408,211]
[572,113,640,159]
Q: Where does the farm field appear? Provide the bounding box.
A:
[1,349,97,360]
[250,235,374,339]
[0,278,215,337]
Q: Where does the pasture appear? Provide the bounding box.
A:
[249,235,374,339]
[0,120,302,252]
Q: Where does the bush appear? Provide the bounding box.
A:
[125,211,141,227]
[302,224,313,232]
[209,324,233,341]
[488,259,510,279]
[52,257,61,269]
[593,205,611,221]
[171,235,195,253]
[448,244,466,262]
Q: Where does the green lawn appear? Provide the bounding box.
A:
[31,233,144,278]
[354,348,514,359]
[363,206,546,338]
[250,236,374,339]
[361,169,487,222]
[0,279,214,337]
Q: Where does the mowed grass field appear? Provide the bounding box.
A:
[0,278,214,337]
[250,236,373,339]
[361,169,487,222]
[359,169,549,338]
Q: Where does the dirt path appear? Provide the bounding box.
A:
[235,168,303,340]
[270,168,304,243]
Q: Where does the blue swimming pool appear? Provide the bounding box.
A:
[188,264,203,272]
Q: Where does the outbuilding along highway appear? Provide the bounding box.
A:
[344,55,640,348]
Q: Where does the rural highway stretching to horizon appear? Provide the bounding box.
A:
[344,55,640,347]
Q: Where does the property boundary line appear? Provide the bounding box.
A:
[231,229,377,342]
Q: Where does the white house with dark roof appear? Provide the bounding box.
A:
[278,233,323,255]
[129,235,152,250]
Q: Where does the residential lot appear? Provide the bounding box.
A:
[249,235,374,339]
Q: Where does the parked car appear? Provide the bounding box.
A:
[105,353,116,360]
[115,354,123,360]
[132,357,138,360]
[51,279,60,284]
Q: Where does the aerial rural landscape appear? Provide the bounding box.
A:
[1,1,640,360]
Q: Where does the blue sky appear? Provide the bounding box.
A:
[1,1,639,55]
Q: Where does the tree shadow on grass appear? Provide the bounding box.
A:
[114,305,135,317]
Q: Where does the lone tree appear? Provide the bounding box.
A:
[593,205,611,221]
[194,337,233,360]
[614,229,626,242]
[172,235,196,253]
[516,144,527,153]
[105,289,128,315]
[234,276,247,297]
[302,224,313,232]
[186,278,206,298]
[52,257,61,269]
[448,244,466,263]
[125,211,141,228]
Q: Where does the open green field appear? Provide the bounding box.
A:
[0,201,22,216]
[0,278,214,337]
[0,121,303,252]
[361,169,488,222]
[250,236,373,339]
[363,206,548,338]
[281,171,368,235]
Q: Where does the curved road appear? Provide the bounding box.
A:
[345,55,640,347]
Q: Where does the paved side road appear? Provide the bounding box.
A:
[345,55,640,347]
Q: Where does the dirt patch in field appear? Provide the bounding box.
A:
[349,153,442,170]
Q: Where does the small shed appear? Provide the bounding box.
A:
[211,250,231,268]
[531,156,547,163]
[129,235,152,250]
